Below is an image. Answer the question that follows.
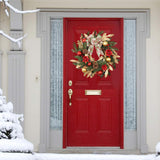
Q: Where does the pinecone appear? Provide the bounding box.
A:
[93,61,98,69]
[82,49,88,54]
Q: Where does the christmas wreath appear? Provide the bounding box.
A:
[70,31,120,78]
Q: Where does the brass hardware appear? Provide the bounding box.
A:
[68,89,73,106]
[68,80,72,86]
[85,90,101,95]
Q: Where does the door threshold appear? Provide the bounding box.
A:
[48,148,140,154]
[67,147,120,149]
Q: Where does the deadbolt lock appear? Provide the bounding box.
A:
[68,80,72,86]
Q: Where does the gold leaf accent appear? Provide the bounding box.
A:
[105,70,108,78]
[89,56,94,61]
[112,49,118,55]
[110,62,113,65]
[109,65,113,71]
[84,33,88,38]
[102,33,112,41]
[70,59,79,63]
[101,33,108,41]
[85,54,89,56]
[84,71,90,76]
[98,56,103,61]
[112,55,119,64]
[107,34,114,38]
[87,71,92,78]
[77,40,83,48]
[113,55,117,60]
[115,59,119,64]
[90,72,96,78]
[76,65,81,69]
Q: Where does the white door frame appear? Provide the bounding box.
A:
[37,8,150,153]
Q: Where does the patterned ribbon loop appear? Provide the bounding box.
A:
[87,34,104,57]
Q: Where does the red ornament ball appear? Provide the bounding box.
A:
[98,70,103,75]
[88,62,92,66]
[82,38,86,43]
[77,51,82,56]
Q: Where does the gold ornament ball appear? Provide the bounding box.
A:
[103,41,108,46]
[82,68,87,73]
[106,57,111,62]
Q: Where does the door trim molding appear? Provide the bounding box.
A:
[37,8,150,153]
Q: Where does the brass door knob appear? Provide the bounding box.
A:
[68,89,73,106]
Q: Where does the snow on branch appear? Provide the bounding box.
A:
[0,30,27,47]
[0,0,40,46]
[5,1,40,15]
[1,0,40,16]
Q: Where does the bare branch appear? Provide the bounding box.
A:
[0,0,39,44]
[0,30,27,47]
[5,1,40,14]
[0,0,40,16]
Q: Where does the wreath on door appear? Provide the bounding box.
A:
[70,31,120,78]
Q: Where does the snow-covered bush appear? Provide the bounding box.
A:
[0,88,33,153]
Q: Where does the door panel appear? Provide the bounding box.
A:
[63,18,123,147]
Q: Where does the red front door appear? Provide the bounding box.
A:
[63,18,123,148]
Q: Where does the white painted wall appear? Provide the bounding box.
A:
[0,0,160,152]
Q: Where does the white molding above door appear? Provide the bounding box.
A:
[37,8,150,153]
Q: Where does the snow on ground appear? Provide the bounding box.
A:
[0,153,159,160]
[34,153,156,160]
[0,139,33,153]
[0,153,34,160]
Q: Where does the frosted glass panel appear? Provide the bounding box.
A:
[50,19,63,129]
[124,20,137,130]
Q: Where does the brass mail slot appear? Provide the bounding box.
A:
[85,90,101,95]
